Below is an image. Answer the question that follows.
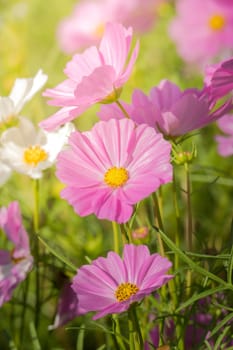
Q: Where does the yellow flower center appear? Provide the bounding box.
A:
[94,23,105,37]
[104,166,129,188]
[23,145,48,166]
[115,282,139,302]
[208,14,225,31]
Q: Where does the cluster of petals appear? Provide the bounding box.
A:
[0,70,47,128]
[98,80,233,138]
[0,117,74,180]
[40,22,139,131]
[215,114,233,157]
[56,118,172,224]
[204,57,233,102]
[57,0,159,54]
[0,201,33,307]
[169,0,233,66]
[72,244,173,320]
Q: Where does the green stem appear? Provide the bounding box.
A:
[152,192,165,256]
[128,305,143,350]
[112,221,120,254]
[172,171,182,271]
[184,163,193,296]
[184,163,192,252]
[115,100,130,119]
[33,179,40,329]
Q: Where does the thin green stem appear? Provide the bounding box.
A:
[33,179,40,329]
[184,163,193,297]
[115,100,130,119]
[112,221,120,254]
[152,193,165,256]
[172,171,182,271]
[184,163,193,252]
[128,305,143,350]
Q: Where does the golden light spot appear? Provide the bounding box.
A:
[208,14,225,31]
[104,167,129,188]
[115,282,139,302]
[23,145,48,166]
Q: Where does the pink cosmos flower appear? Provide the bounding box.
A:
[56,118,172,223]
[169,0,233,66]
[57,0,157,54]
[72,244,173,320]
[215,114,233,156]
[99,80,233,138]
[0,202,33,307]
[204,58,233,101]
[40,22,139,131]
[49,282,81,330]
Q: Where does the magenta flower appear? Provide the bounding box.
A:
[0,202,33,307]
[204,58,233,101]
[56,118,172,223]
[99,80,232,138]
[169,0,233,65]
[40,22,139,131]
[57,0,157,54]
[49,282,81,330]
[215,114,233,156]
[72,244,173,320]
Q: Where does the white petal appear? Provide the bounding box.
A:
[9,69,48,114]
[0,97,15,122]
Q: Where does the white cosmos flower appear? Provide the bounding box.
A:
[0,160,12,186]
[0,117,74,179]
[0,70,47,126]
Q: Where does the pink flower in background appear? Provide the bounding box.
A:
[0,202,33,307]
[204,58,233,101]
[99,80,233,138]
[40,22,139,131]
[57,0,157,54]
[72,244,173,320]
[169,0,233,65]
[215,114,233,156]
[49,282,81,330]
[56,118,172,223]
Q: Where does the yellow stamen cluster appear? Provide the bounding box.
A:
[208,14,225,31]
[115,282,139,302]
[23,145,48,166]
[104,166,129,188]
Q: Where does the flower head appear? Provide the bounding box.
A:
[215,114,233,156]
[72,244,173,320]
[169,0,233,66]
[0,70,47,131]
[204,58,233,101]
[56,118,172,223]
[40,22,139,131]
[0,201,33,307]
[0,117,74,179]
[49,282,81,330]
[99,80,232,138]
[57,0,156,54]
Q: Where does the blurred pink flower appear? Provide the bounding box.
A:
[99,80,233,138]
[215,114,233,156]
[204,58,233,101]
[0,202,33,307]
[72,244,173,320]
[57,0,157,54]
[40,22,139,131]
[169,0,233,65]
[56,118,172,223]
[49,282,81,330]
